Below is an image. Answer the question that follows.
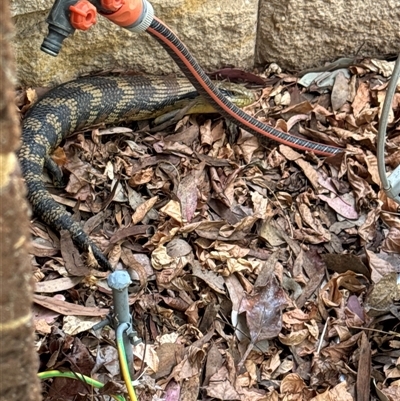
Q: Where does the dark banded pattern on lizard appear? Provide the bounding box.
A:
[18,75,257,270]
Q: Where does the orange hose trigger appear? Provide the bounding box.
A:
[100,0,143,27]
[69,0,97,31]
[100,0,125,12]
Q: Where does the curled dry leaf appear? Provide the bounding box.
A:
[320,271,366,309]
[346,159,375,206]
[128,167,153,186]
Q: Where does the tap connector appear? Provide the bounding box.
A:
[41,0,97,56]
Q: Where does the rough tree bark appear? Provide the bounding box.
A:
[0,0,42,400]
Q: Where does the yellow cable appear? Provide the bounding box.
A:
[116,323,138,401]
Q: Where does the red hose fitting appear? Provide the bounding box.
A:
[100,0,144,27]
[69,0,97,31]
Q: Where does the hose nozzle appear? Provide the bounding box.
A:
[99,0,154,32]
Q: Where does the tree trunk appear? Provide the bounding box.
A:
[0,1,42,400]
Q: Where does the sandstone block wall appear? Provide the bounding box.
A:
[256,0,400,71]
[10,0,400,86]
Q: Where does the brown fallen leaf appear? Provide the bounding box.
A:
[322,254,370,278]
[364,154,381,186]
[347,159,375,206]
[163,380,181,401]
[35,276,83,293]
[199,119,212,146]
[31,238,59,258]
[60,230,90,276]
[160,199,183,223]
[379,384,400,401]
[131,195,158,225]
[109,224,150,244]
[294,250,326,308]
[356,332,371,401]
[63,315,101,336]
[180,375,200,401]
[204,344,224,386]
[331,71,349,111]
[382,227,400,253]
[120,247,148,290]
[128,166,153,186]
[205,366,240,401]
[239,269,287,343]
[280,145,321,190]
[191,261,225,294]
[324,381,354,401]
[297,203,331,238]
[366,249,397,283]
[280,373,307,397]
[34,294,109,316]
[352,81,371,117]
[320,271,366,309]
[358,207,381,243]
[64,155,99,197]
[281,100,313,119]
[34,319,53,335]
[177,172,199,223]
[318,194,359,219]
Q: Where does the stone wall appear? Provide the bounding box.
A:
[256,0,400,71]
[11,0,259,86]
[10,0,400,86]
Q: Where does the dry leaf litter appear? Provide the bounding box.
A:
[17,59,400,401]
